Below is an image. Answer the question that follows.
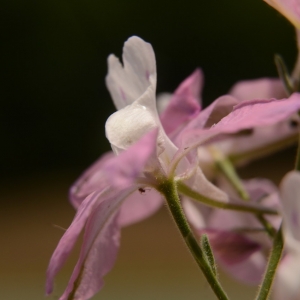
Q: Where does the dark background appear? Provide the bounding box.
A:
[0,0,297,179]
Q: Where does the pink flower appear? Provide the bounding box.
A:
[264,0,300,29]
[46,37,228,300]
[273,171,300,300]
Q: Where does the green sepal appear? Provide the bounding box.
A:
[201,234,218,278]
[274,54,295,95]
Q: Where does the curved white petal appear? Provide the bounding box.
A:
[105,85,159,154]
[106,36,156,110]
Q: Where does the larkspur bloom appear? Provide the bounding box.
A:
[47,36,300,300]
[264,0,300,29]
[46,36,228,300]
[273,171,300,300]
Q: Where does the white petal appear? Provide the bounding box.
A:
[105,85,159,154]
[280,171,300,250]
[273,253,300,300]
[106,36,156,110]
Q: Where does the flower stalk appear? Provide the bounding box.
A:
[255,225,284,300]
[177,181,278,216]
[157,179,229,300]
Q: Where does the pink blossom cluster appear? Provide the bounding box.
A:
[46,1,300,299]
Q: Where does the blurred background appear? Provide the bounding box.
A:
[0,0,297,299]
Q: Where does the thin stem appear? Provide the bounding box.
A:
[177,181,278,216]
[256,215,276,238]
[209,146,249,201]
[158,179,229,300]
[255,225,284,300]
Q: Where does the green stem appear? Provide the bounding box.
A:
[255,225,284,300]
[210,146,249,201]
[158,179,229,300]
[177,182,278,216]
[256,215,276,238]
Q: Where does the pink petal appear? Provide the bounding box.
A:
[160,69,202,135]
[69,152,115,209]
[180,93,300,153]
[229,78,285,101]
[102,129,158,189]
[59,189,133,300]
[222,251,266,285]
[214,94,300,132]
[46,191,102,295]
[118,188,163,227]
[180,95,239,133]
[69,129,158,211]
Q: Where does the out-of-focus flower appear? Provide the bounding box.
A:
[229,77,286,101]
[184,178,281,285]
[273,171,300,300]
[264,0,300,29]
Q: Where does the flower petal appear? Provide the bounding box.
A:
[105,85,159,154]
[160,69,202,135]
[273,253,300,300]
[69,152,115,209]
[180,93,300,154]
[106,36,156,110]
[221,251,266,285]
[46,191,103,295]
[214,94,300,132]
[118,188,163,227]
[280,171,300,249]
[201,229,261,265]
[59,188,135,300]
[229,78,285,101]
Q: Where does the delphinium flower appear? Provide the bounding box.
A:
[46,36,228,300]
[47,36,300,300]
[272,171,300,300]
